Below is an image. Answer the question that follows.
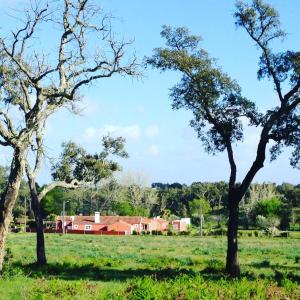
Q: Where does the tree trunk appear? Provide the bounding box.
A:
[0,147,25,274]
[32,196,47,266]
[27,175,47,266]
[226,197,240,277]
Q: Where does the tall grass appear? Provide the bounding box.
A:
[0,233,299,299]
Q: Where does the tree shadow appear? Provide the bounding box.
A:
[248,260,300,271]
[12,261,197,281]
[10,261,300,283]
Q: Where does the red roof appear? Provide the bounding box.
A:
[57,215,168,227]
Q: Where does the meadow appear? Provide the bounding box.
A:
[0,233,299,299]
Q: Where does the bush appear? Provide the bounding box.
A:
[238,232,243,237]
[132,230,138,235]
[179,231,190,236]
[256,215,280,236]
[254,230,259,237]
[213,227,227,236]
[248,232,253,237]
[151,230,162,235]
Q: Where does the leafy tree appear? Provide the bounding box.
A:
[253,197,282,218]
[277,183,300,208]
[240,183,279,229]
[26,136,127,265]
[190,198,211,236]
[0,0,138,273]
[148,1,300,276]
[112,202,149,217]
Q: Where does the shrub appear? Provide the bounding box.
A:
[179,231,190,236]
[239,232,243,237]
[256,215,280,236]
[254,230,259,237]
[132,230,138,235]
[213,227,227,236]
[192,247,202,255]
[151,230,162,235]
[248,232,253,237]
[295,256,300,264]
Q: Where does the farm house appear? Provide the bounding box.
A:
[56,212,169,235]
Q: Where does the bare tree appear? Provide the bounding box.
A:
[0,0,138,273]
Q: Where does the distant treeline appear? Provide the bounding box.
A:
[1,166,299,230]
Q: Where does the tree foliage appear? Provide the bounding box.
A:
[52,136,128,185]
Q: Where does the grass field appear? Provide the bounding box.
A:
[0,233,299,299]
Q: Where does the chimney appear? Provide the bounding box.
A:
[95,212,100,224]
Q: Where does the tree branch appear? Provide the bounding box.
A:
[37,179,85,202]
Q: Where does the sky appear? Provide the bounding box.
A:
[0,0,299,186]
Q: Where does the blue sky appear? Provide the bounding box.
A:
[0,0,299,185]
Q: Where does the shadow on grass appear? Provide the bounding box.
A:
[12,261,199,281]
[11,261,232,282]
[10,261,300,283]
[248,260,300,271]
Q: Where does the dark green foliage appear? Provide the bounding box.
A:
[235,0,300,169]
[151,230,162,236]
[52,136,128,185]
[147,26,260,156]
[41,187,69,217]
[253,197,282,218]
[112,202,149,217]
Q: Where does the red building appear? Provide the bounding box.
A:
[172,219,188,232]
[56,212,168,235]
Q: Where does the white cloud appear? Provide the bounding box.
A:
[147,145,159,157]
[145,125,159,139]
[83,124,142,142]
[79,98,101,117]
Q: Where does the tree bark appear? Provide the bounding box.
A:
[32,194,47,266]
[226,194,240,277]
[0,147,25,274]
[27,173,47,266]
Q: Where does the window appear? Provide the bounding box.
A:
[74,225,78,229]
[85,225,92,230]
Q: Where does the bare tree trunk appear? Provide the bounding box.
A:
[32,194,47,266]
[226,193,240,277]
[27,175,47,266]
[0,147,24,274]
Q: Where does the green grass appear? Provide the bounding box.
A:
[0,233,299,299]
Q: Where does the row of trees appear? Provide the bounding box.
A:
[6,173,299,233]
